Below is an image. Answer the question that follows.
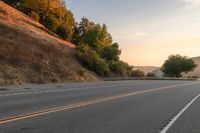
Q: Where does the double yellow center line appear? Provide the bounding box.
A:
[0,83,198,125]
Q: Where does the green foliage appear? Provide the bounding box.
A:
[147,72,156,77]
[72,17,132,77]
[56,11,75,40]
[162,54,197,77]
[130,70,145,77]
[20,0,50,18]
[75,44,110,76]
[43,14,59,32]
[6,0,75,40]
[109,60,133,76]
[101,43,121,61]
[72,17,93,45]
[72,18,112,49]
[56,26,68,39]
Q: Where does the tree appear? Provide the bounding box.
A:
[43,14,59,32]
[72,18,112,50]
[19,0,75,40]
[109,60,133,76]
[55,11,75,40]
[72,17,134,77]
[162,54,197,77]
[130,70,145,77]
[101,43,121,61]
[147,72,156,77]
[75,44,110,76]
[20,0,62,20]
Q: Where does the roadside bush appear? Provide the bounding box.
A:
[75,45,110,76]
[130,70,145,77]
[109,60,133,76]
[147,72,156,77]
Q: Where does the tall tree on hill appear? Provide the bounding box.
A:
[162,54,197,77]
[72,18,112,52]
[19,0,75,40]
[20,0,63,21]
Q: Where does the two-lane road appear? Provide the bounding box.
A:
[0,80,200,133]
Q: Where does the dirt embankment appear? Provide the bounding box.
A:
[0,1,98,85]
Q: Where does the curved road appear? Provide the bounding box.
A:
[0,80,200,133]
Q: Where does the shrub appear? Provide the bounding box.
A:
[130,70,145,77]
[109,60,133,76]
[75,44,110,76]
[42,14,59,32]
[56,26,68,39]
[147,72,156,77]
[101,43,121,61]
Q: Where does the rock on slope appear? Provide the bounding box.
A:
[0,1,97,85]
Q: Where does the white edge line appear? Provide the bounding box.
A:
[160,92,200,133]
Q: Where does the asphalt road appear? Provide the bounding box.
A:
[0,80,200,133]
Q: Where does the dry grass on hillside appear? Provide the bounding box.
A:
[0,1,98,85]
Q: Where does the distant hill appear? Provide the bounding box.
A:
[133,66,159,74]
[151,56,200,78]
[0,1,97,85]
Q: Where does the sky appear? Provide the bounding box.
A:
[66,0,200,66]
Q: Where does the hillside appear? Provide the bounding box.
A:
[0,1,98,85]
[133,66,159,74]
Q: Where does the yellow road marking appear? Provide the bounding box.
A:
[0,83,198,125]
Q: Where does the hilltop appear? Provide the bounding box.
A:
[0,1,98,85]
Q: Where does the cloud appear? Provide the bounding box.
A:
[135,31,146,37]
[180,0,200,4]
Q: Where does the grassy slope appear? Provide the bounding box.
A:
[0,1,98,85]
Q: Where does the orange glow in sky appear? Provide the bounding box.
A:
[67,0,200,66]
